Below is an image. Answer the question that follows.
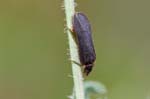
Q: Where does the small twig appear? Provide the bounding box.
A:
[64,0,85,99]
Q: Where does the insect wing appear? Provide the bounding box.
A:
[73,13,96,66]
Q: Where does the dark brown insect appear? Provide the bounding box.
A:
[72,12,96,75]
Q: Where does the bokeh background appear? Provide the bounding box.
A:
[0,0,150,99]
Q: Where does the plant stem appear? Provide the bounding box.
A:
[64,0,85,99]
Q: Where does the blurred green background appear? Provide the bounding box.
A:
[0,0,150,99]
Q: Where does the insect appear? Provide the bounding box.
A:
[71,12,96,75]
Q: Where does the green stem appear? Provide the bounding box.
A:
[64,0,85,99]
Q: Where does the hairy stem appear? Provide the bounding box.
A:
[64,0,85,99]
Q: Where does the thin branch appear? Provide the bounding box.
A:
[64,0,85,99]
